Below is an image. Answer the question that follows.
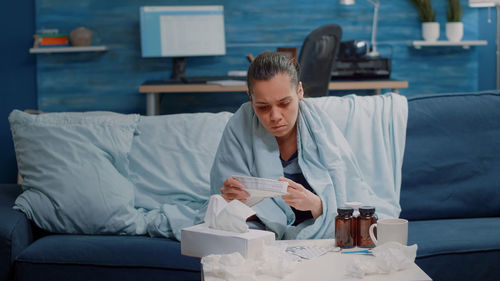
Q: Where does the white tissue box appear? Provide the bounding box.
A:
[181,223,275,259]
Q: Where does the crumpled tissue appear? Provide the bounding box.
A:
[346,242,418,278]
[201,243,298,281]
[204,195,256,233]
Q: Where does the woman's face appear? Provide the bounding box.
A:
[250,73,303,141]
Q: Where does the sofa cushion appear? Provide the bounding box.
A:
[15,263,200,281]
[9,110,146,235]
[14,235,200,281]
[0,184,32,281]
[409,218,500,281]
[16,234,200,270]
[401,91,500,220]
[408,217,500,258]
[415,250,500,281]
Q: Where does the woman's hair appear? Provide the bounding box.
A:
[247,51,300,95]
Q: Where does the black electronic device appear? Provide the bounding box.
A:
[338,40,369,60]
[331,40,392,80]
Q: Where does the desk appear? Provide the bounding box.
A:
[139,80,409,116]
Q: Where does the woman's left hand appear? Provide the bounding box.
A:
[279,177,323,219]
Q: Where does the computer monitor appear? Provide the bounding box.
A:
[139,5,226,80]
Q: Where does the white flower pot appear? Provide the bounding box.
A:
[446,22,464,42]
[422,22,440,42]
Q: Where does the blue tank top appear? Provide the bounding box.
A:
[280,151,316,226]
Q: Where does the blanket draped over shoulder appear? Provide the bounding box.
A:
[210,93,408,240]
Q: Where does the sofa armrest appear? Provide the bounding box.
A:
[0,184,33,281]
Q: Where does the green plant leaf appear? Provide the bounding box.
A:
[409,0,436,22]
[447,0,462,22]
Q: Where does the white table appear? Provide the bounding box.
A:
[203,239,431,281]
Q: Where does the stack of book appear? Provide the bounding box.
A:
[33,30,69,48]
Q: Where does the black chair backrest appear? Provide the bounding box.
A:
[298,24,342,97]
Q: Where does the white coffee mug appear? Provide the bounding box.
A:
[369,218,408,246]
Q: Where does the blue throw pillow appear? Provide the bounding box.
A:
[9,110,146,235]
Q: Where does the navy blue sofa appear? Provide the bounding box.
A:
[401,91,500,280]
[1,91,500,281]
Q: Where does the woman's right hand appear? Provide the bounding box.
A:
[220,177,250,203]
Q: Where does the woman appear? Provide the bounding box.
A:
[218,52,322,224]
[210,51,403,239]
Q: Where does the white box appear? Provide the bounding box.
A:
[181,223,275,259]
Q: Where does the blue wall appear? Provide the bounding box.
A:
[0,2,37,183]
[34,0,491,115]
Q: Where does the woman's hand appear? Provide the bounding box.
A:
[280,177,323,219]
[220,177,250,203]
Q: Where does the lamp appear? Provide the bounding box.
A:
[339,0,380,57]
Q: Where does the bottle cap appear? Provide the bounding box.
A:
[359,206,375,216]
[337,207,354,216]
[344,201,363,209]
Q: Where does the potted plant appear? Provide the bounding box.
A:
[446,0,463,41]
[410,0,439,41]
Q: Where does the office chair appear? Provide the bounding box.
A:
[298,24,342,97]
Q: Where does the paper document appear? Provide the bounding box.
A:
[233,175,288,206]
[286,246,328,260]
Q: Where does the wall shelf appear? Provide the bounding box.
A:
[412,40,487,49]
[29,46,108,54]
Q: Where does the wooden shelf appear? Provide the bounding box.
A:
[29,46,108,54]
[412,40,487,49]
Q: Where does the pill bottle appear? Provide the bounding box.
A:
[357,206,377,248]
[335,207,355,249]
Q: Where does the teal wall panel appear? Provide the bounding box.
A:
[0,1,36,183]
[478,7,497,90]
[35,0,486,114]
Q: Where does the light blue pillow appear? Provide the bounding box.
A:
[129,112,232,210]
[9,110,146,235]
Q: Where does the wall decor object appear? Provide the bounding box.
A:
[70,27,93,46]
[446,0,464,41]
[410,0,440,41]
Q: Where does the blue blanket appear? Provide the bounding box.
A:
[210,93,408,239]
